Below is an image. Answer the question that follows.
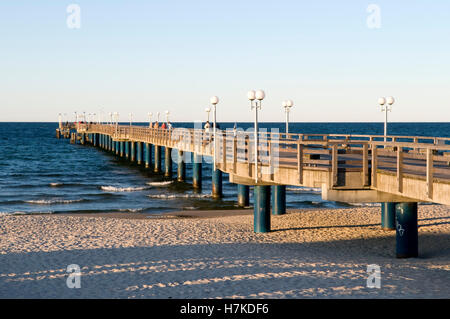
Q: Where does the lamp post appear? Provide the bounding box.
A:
[378,96,395,142]
[109,112,113,125]
[58,113,62,129]
[165,110,170,123]
[205,107,211,122]
[210,96,219,170]
[129,113,133,126]
[114,112,119,134]
[282,99,294,134]
[157,112,160,123]
[248,90,265,183]
[148,112,153,128]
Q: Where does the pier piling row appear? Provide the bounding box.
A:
[68,123,450,258]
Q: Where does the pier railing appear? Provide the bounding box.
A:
[78,123,450,204]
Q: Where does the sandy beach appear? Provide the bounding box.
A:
[0,205,449,299]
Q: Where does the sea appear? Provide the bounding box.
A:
[0,122,448,216]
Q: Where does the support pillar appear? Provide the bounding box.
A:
[177,150,186,182]
[130,142,136,162]
[120,141,124,157]
[192,153,202,190]
[154,145,161,173]
[381,202,396,230]
[165,147,173,178]
[271,185,286,215]
[254,185,271,233]
[125,142,130,160]
[212,169,223,199]
[395,202,418,258]
[145,143,152,169]
[111,139,115,153]
[137,142,143,165]
[237,184,250,207]
[93,133,97,147]
[81,133,85,145]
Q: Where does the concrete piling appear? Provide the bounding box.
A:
[212,169,223,199]
[165,147,173,178]
[381,202,396,230]
[137,142,143,165]
[130,142,136,162]
[271,185,286,215]
[192,153,202,190]
[145,143,152,169]
[177,150,186,182]
[154,145,161,173]
[237,184,250,207]
[254,185,271,233]
[395,202,418,258]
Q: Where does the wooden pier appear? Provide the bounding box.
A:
[63,123,450,258]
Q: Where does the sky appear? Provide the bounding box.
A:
[0,0,449,123]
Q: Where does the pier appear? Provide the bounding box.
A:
[59,123,450,258]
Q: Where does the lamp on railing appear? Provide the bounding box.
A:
[282,99,294,134]
[165,110,170,123]
[378,96,395,142]
[205,107,211,122]
[210,96,219,170]
[114,112,119,134]
[129,113,133,126]
[58,113,62,129]
[83,111,86,123]
[157,112,160,123]
[248,89,265,183]
[109,112,113,125]
[148,112,153,128]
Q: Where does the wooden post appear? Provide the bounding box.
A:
[397,147,403,193]
[426,148,433,199]
[371,145,378,188]
[362,143,369,186]
[297,141,303,184]
[268,140,273,180]
[222,132,226,171]
[233,136,237,174]
[331,144,338,187]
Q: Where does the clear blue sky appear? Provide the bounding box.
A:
[1,0,449,122]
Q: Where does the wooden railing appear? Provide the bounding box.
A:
[78,124,450,199]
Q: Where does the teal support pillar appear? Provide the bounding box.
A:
[271,185,286,215]
[100,134,104,149]
[177,150,186,182]
[108,136,112,151]
[192,153,202,190]
[130,142,136,162]
[212,169,223,199]
[381,202,396,230]
[165,147,173,178]
[111,139,115,153]
[145,143,152,169]
[81,133,86,145]
[395,202,418,258]
[237,184,250,207]
[254,185,271,233]
[137,142,143,165]
[120,141,124,157]
[93,133,97,147]
[154,145,161,173]
[115,141,119,155]
[125,142,130,160]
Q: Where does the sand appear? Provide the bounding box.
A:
[0,205,449,299]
